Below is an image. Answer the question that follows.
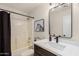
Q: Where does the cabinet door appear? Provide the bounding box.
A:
[34,44,56,56]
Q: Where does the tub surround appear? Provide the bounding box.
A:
[34,38,79,56]
[12,46,34,56]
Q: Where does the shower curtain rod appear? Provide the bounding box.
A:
[53,3,65,9]
[0,8,34,19]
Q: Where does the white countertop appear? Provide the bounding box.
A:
[34,39,79,56]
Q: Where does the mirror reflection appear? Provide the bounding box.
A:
[49,3,72,38]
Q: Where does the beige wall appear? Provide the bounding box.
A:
[29,4,50,40]
[0,4,27,16]
[71,4,79,41]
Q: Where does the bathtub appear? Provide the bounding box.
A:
[12,47,34,56]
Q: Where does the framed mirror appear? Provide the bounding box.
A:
[49,3,72,38]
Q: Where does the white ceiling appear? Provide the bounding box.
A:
[0,3,45,13]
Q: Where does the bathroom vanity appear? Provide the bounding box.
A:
[34,44,56,56]
[34,39,61,56]
[34,39,79,56]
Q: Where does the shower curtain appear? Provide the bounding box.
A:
[0,11,11,56]
[11,13,29,51]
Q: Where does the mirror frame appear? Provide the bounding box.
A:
[49,3,73,38]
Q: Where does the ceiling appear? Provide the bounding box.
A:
[0,3,46,13]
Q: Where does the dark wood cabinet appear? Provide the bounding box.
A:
[34,44,57,56]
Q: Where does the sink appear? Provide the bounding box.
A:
[45,42,66,51]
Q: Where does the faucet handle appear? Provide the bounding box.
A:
[58,35,61,37]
